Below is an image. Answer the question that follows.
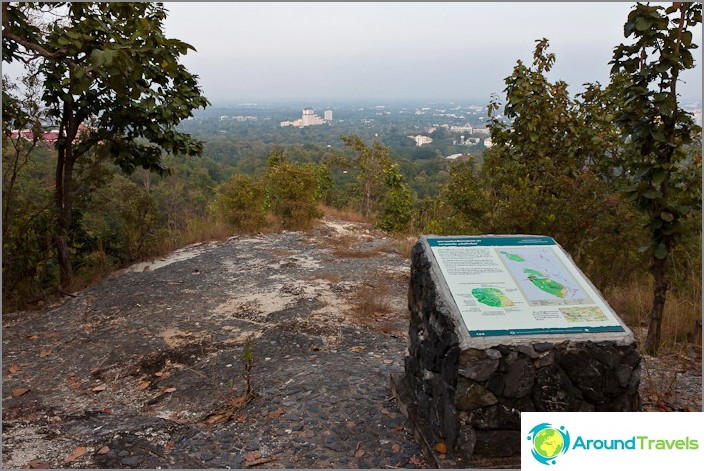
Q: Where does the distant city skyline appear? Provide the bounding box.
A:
[161,2,702,104]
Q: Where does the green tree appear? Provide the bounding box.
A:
[441,39,647,288]
[377,162,414,234]
[212,174,268,233]
[2,2,209,289]
[610,2,702,353]
[265,147,322,230]
[340,135,395,219]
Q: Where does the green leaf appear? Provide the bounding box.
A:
[651,170,666,185]
[653,242,668,260]
[103,49,116,66]
[635,17,652,31]
[660,211,674,222]
[90,49,105,67]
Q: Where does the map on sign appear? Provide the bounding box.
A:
[497,248,592,306]
[427,236,626,337]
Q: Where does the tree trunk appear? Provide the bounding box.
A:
[644,254,668,354]
[55,147,76,290]
[55,104,81,291]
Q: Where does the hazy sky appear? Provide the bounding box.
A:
[162,2,703,104]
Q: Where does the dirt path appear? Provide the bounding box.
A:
[2,217,426,469]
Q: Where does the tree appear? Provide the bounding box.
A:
[377,162,414,234]
[265,147,322,230]
[340,135,396,219]
[441,39,647,288]
[2,2,209,289]
[212,174,268,233]
[610,2,702,353]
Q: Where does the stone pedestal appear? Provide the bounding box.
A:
[391,236,641,469]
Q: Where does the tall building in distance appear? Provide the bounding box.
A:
[280,108,330,128]
[324,110,333,121]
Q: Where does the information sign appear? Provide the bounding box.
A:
[428,236,626,337]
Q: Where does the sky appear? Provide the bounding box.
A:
[160,2,703,105]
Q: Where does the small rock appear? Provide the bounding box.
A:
[120,456,142,467]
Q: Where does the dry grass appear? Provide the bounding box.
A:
[605,278,702,353]
[350,282,393,322]
[332,248,381,259]
[319,204,369,223]
[318,232,382,259]
[393,236,417,260]
[311,273,344,284]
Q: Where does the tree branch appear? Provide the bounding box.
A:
[2,30,68,61]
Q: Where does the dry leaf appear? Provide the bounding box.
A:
[392,443,401,453]
[26,459,50,469]
[8,364,20,374]
[39,350,52,358]
[408,455,423,466]
[12,388,30,397]
[243,452,262,462]
[268,407,284,419]
[434,442,448,454]
[350,345,366,352]
[247,457,276,467]
[138,381,151,390]
[354,449,366,458]
[97,446,110,455]
[64,446,87,463]
[206,414,226,424]
[92,385,106,392]
[164,387,176,393]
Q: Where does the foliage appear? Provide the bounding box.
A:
[212,174,268,233]
[340,135,416,232]
[437,40,650,289]
[340,135,396,219]
[609,2,702,353]
[377,162,415,234]
[2,2,209,288]
[266,148,322,230]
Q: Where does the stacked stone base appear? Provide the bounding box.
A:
[393,239,642,468]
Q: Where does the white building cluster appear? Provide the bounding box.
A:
[408,135,433,147]
[281,108,333,128]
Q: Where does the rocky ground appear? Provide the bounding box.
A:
[2,216,701,469]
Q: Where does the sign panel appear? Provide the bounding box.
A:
[428,236,626,337]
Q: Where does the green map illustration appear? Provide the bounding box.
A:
[500,251,525,263]
[471,288,514,307]
[524,269,568,298]
[499,249,590,303]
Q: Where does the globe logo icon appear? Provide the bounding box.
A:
[527,423,570,465]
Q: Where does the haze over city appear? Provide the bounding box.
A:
[162,2,703,104]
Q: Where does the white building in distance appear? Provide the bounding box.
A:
[324,110,333,121]
[281,108,328,128]
[408,135,433,147]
